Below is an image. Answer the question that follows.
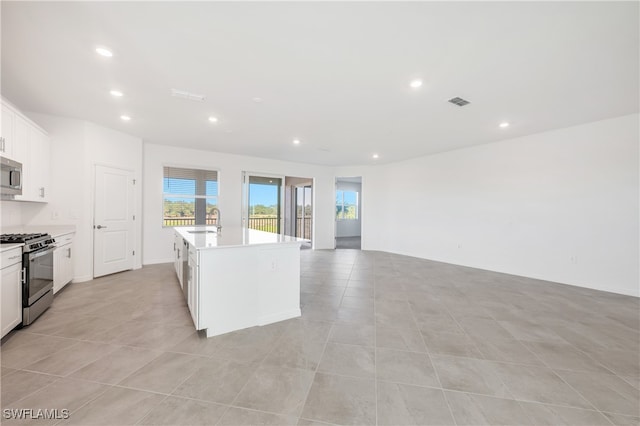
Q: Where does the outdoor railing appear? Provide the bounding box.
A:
[163,217,218,226]
[165,216,311,240]
[296,217,312,240]
[248,217,279,233]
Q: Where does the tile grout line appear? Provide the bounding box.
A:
[372,259,379,426]
[429,289,610,422]
[497,329,619,420]
[4,259,637,424]
[408,296,458,426]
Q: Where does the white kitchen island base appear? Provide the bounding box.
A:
[175,227,303,338]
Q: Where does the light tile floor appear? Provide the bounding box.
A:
[1,249,638,425]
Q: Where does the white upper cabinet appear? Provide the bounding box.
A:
[13,114,29,164]
[29,127,50,201]
[2,99,51,203]
[1,103,15,158]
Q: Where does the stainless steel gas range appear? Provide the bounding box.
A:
[0,233,56,325]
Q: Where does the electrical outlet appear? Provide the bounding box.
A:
[51,211,59,220]
[570,255,578,264]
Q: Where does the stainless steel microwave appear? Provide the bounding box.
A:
[1,156,22,196]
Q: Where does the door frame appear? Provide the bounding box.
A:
[242,171,286,234]
[294,184,313,241]
[334,176,363,250]
[92,163,136,278]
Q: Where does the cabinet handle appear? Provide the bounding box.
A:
[8,255,20,260]
[40,187,45,198]
[68,247,71,258]
[21,268,26,284]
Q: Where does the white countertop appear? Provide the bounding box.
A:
[1,243,24,253]
[175,226,305,250]
[2,225,76,239]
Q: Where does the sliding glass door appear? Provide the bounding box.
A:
[243,173,284,234]
[295,185,312,240]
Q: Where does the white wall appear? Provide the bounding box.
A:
[17,113,143,282]
[356,114,638,296]
[3,108,636,297]
[0,202,23,228]
[142,144,335,265]
[336,180,362,238]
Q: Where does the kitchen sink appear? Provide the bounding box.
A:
[187,230,216,234]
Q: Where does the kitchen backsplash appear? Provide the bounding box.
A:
[1,201,23,228]
[1,201,49,229]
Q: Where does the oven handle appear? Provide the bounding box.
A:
[29,247,55,260]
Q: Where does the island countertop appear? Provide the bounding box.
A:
[174,226,305,250]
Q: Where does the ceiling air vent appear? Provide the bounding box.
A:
[448,97,470,107]
[171,89,205,102]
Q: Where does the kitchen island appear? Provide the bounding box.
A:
[173,226,303,337]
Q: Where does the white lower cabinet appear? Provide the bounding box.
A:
[2,248,23,338]
[187,247,199,329]
[53,233,74,294]
[174,232,183,288]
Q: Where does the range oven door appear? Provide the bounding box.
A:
[25,247,54,306]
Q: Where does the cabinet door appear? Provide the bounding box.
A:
[174,233,183,287]
[1,262,23,338]
[12,114,29,164]
[29,129,50,201]
[188,255,198,329]
[39,130,51,202]
[1,103,15,158]
[53,243,73,294]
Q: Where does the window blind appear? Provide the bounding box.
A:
[163,167,218,196]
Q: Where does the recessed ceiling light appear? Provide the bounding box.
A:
[253,97,263,103]
[208,116,218,123]
[110,90,123,97]
[120,115,131,121]
[409,79,423,89]
[293,139,301,145]
[499,122,510,128]
[372,153,379,159]
[96,47,113,57]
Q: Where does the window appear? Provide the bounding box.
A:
[163,166,218,227]
[336,190,358,220]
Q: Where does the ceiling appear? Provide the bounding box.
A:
[2,2,638,166]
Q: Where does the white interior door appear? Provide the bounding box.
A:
[94,165,134,278]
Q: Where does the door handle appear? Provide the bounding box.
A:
[95,225,107,229]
